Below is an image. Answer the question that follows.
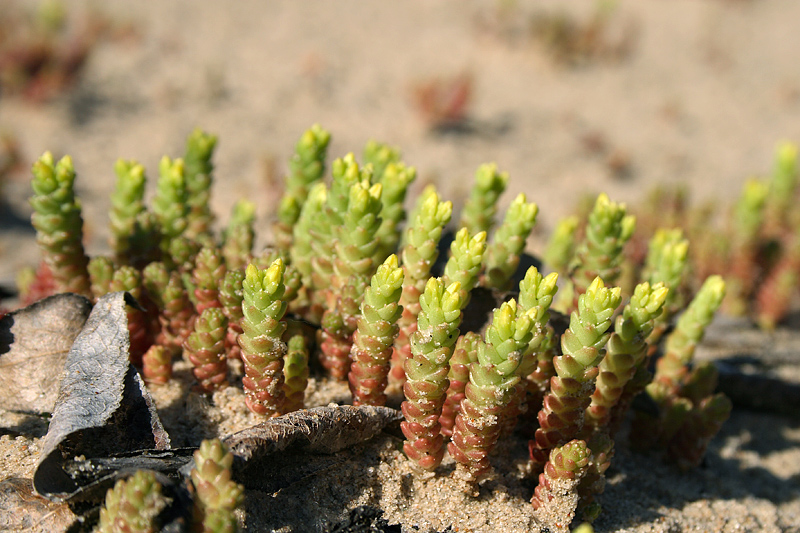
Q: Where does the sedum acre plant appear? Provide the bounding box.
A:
[29,152,91,297]
[17,125,743,531]
[349,254,404,407]
[448,298,534,493]
[190,438,245,532]
[530,277,621,466]
[239,260,288,417]
[401,277,462,472]
[95,470,166,533]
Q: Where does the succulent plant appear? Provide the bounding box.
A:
[16,126,746,532]
[458,162,509,237]
[531,439,590,530]
[185,307,229,393]
[569,193,635,300]
[191,438,244,532]
[392,190,452,383]
[401,277,462,472]
[448,299,534,492]
[283,332,310,413]
[348,255,404,407]
[239,260,288,417]
[96,470,166,533]
[319,180,383,379]
[183,128,218,242]
[483,193,539,291]
[530,277,621,466]
[29,152,91,297]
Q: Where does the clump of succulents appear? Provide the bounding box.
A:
[18,125,745,530]
[95,470,167,533]
[609,142,800,331]
[94,439,244,533]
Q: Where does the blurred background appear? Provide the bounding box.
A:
[2,0,799,284]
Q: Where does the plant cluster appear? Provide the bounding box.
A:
[94,438,243,533]
[0,0,123,102]
[529,2,638,67]
[559,141,800,331]
[16,125,734,530]
[477,1,638,68]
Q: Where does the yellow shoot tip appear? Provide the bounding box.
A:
[368,182,382,200]
[383,254,399,269]
[445,281,462,297]
[587,276,605,293]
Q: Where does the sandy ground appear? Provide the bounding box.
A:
[2,0,800,531]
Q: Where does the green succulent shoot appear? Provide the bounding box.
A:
[726,179,768,316]
[393,189,453,383]
[29,152,91,296]
[152,156,189,264]
[448,299,534,491]
[504,267,559,436]
[239,259,288,417]
[363,139,401,182]
[275,124,331,251]
[643,228,689,344]
[517,267,560,357]
[654,275,726,388]
[530,277,621,465]
[459,162,509,237]
[401,277,462,472]
[320,180,384,380]
[586,281,668,430]
[309,153,372,294]
[401,184,438,250]
[543,215,579,276]
[372,161,417,263]
[222,199,256,271]
[191,438,244,532]
[193,246,227,314]
[88,255,115,300]
[109,159,147,262]
[283,333,310,413]
[96,470,166,533]
[763,141,798,233]
[183,128,218,241]
[570,193,635,300]
[483,193,539,290]
[290,181,327,286]
[349,254,405,407]
[733,179,769,245]
[442,227,487,308]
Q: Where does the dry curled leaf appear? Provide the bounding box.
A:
[33,292,170,503]
[220,405,402,493]
[0,293,92,414]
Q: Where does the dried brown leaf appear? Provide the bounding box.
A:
[0,293,92,414]
[33,292,170,502]
[221,405,402,493]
